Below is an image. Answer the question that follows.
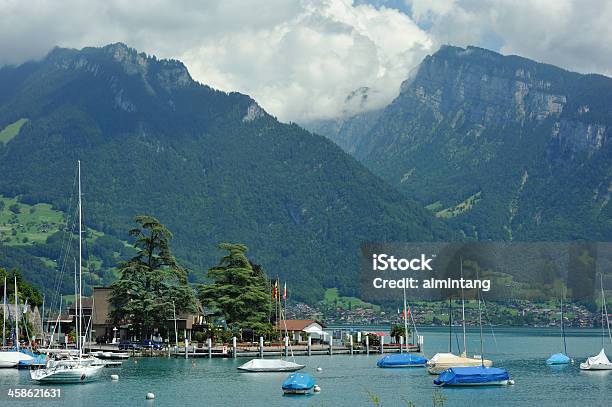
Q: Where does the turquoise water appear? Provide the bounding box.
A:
[0,328,610,406]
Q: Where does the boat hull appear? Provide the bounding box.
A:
[238,359,305,372]
[30,365,104,383]
[580,363,612,370]
[0,351,34,368]
[434,366,511,387]
[281,373,315,395]
[427,360,493,375]
[437,379,510,387]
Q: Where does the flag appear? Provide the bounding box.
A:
[273,280,278,299]
[283,282,287,300]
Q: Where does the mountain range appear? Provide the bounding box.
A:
[0,43,450,303]
[309,45,612,241]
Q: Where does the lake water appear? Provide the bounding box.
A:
[0,327,610,406]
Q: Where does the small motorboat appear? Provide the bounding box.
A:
[238,358,304,372]
[546,353,570,365]
[90,351,129,360]
[434,366,512,386]
[282,373,315,394]
[580,348,612,370]
[377,353,428,368]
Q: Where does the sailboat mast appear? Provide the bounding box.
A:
[41,294,45,346]
[403,285,409,352]
[477,283,484,367]
[74,260,78,351]
[2,277,5,347]
[460,257,467,356]
[602,276,606,349]
[14,276,18,349]
[78,160,83,359]
[560,287,567,356]
[448,297,452,353]
[602,274,612,346]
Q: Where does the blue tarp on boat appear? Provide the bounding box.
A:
[18,353,46,368]
[546,353,570,365]
[434,366,509,386]
[377,354,428,368]
[282,373,315,393]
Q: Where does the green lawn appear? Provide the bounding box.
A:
[0,195,64,245]
[320,288,380,311]
[0,118,28,144]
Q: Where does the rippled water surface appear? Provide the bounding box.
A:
[0,327,610,406]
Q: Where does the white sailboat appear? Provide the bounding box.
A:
[31,161,104,383]
[0,277,34,368]
[427,258,492,375]
[546,287,571,365]
[238,281,304,372]
[580,274,612,371]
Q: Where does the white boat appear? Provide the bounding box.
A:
[580,348,612,371]
[0,351,34,368]
[93,351,129,360]
[30,162,105,384]
[31,363,104,383]
[428,260,493,375]
[427,352,493,374]
[580,275,612,371]
[238,358,304,372]
[0,277,34,368]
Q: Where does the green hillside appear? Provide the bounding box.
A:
[316,46,612,241]
[0,194,133,297]
[0,43,453,304]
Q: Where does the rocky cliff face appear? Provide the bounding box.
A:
[319,45,612,240]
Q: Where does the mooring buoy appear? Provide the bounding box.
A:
[146,393,155,400]
[110,374,119,381]
[314,385,321,392]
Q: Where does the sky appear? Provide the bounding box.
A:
[1,0,611,122]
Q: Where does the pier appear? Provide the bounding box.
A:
[87,337,421,359]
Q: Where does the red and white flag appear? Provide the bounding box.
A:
[282,282,287,300]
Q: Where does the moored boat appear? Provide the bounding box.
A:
[427,352,493,374]
[238,358,305,372]
[30,363,104,383]
[580,348,612,370]
[30,162,105,384]
[282,373,315,394]
[377,353,428,368]
[580,275,612,371]
[546,352,570,365]
[434,366,511,386]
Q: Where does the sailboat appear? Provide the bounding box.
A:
[546,287,571,365]
[0,277,34,368]
[377,285,427,368]
[434,273,512,386]
[31,161,104,383]
[427,258,492,374]
[282,373,316,395]
[580,274,612,371]
[238,281,304,372]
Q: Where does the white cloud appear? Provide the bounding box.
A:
[408,0,612,77]
[0,0,432,122]
[1,0,611,122]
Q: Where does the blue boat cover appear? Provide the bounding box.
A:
[434,366,509,386]
[18,354,46,367]
[546,353,570,365]
[282,373,315,391]
[377,354,428,367]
